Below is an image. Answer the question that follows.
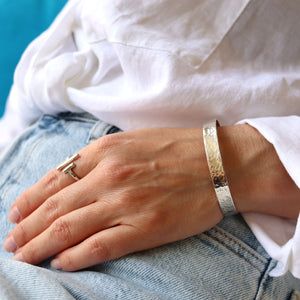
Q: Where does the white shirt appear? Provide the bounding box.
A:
[1,0,299,278]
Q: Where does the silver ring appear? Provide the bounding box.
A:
[56,153,80,181]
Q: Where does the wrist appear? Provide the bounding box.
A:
[217,124,300,219]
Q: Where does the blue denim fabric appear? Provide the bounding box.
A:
[0,113,299,299]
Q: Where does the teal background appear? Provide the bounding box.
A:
[0,0,67,116]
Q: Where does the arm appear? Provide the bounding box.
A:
[3,124,300,271]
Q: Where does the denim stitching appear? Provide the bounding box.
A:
[204,226,266,273]
[213,226,266,264]
[254,258,275,300]
[204,232,263,273]
[88,122,103,143]
[102,124,115,136]
[43,113,98,123]
[88,122,113,143]
[60,116,97,123]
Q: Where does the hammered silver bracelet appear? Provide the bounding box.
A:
[203,120,237,217]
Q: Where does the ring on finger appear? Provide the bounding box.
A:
[56,153,80,181]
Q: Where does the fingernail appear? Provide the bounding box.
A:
[12,252,23,262]
[3,236,18,253]
[51,258,62,270]
[8,206,21,224]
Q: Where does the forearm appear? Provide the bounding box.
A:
[218,124,300,219]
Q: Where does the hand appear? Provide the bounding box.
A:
[3,127,223,271]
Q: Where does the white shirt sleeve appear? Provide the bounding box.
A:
[238,115,300,278]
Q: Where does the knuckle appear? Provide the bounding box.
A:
[42,197,59,224]
[103,163,134,183]
[95,133,125,156]
[88,238,110,261]
[96,134,116,153]
[50,218,72,243]
[43,171,61,193]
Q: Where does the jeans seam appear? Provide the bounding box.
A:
[205,233,262,273]
[204,227,266,273]
[254,258,275,300]
[213,227,265,264]
[88,122,102,143]
[102,124,116,136]
[88,123,113,143]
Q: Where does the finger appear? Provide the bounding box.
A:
[50,225,148,271]
[8,131,128,224]
[4,171,106,252]
[11,200,119,265]
[8,141,101,224]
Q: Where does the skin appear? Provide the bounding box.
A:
[3,124,300,271]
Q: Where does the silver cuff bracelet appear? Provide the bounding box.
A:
[203,120,237,217]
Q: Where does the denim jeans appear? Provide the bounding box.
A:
[0,113,299,299]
